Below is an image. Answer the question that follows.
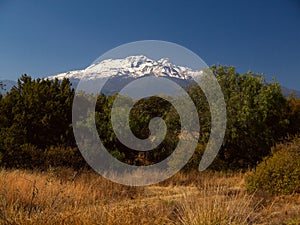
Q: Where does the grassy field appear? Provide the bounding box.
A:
[0,168,299,225]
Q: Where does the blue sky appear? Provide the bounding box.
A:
[0,0,299,89]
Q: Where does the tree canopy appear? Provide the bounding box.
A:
[0,67,299,170]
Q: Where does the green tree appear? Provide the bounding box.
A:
[286,97,300,135]
[188,66,291,169]
[0,75,75,167]
[94,95,180,165]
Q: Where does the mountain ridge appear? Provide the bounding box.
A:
[1,55,299,97]
[45,55,202,95]
[1,79,299,98]
[48,55,202,81]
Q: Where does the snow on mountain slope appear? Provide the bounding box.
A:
[48,55,202,81]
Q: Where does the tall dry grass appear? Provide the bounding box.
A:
[0,168,299,225]
[175,175,256,225]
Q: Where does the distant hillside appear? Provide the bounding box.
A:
[0,80,17,95]
[1,77,300,99]
[281,86,300,98]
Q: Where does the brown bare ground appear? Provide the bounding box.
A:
[0,168,299,225]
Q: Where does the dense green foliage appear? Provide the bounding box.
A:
[0,75,79,168]
[94,94,181,165]
[246,135,300,195]
[187,66,299,169]
[212,66,292,168]
[0,66,299,171]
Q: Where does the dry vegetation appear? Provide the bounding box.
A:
[0,168,299,225]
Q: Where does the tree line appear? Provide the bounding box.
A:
[0,66,299,170]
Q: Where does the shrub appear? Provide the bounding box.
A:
[44,146,86,170]
[246,135,300,195]
[0,144,43,169]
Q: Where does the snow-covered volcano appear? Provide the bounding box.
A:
[1,56,300,96]
[47,55,203,95]
[48,55,202,82]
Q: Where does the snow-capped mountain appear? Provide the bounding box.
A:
[2,55,299,97]
[48,55,201,81]
[47,55,202,95]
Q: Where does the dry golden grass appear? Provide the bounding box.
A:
[0,168,299,225]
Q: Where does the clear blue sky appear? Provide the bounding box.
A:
[0,0,299,89]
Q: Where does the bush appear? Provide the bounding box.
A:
[0,144,87,170]
[246,135,300,195]
[44,146,87,170]
[0,144,43,169]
